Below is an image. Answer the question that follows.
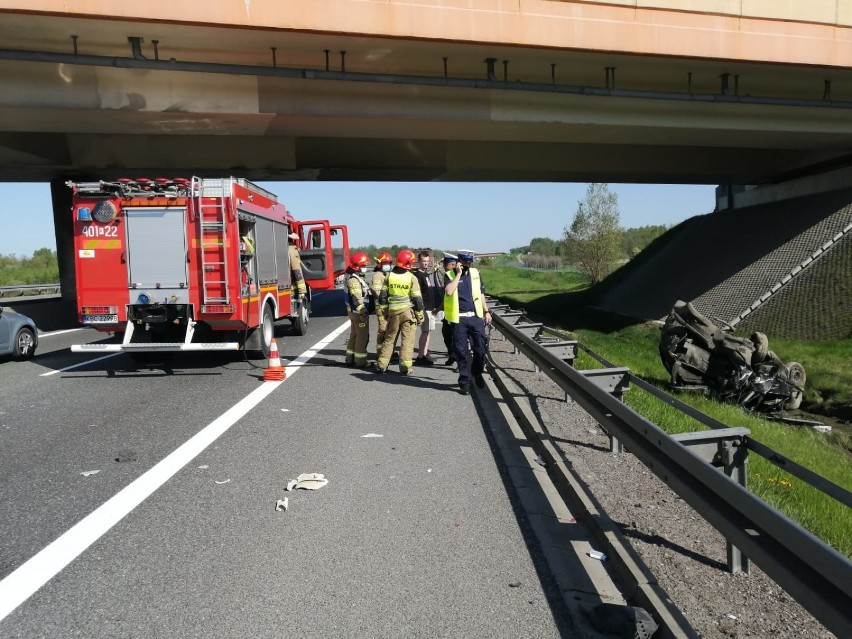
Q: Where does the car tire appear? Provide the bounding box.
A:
[750,332,769,364]
[783,391,803,411]
[13,327,36,359]
[786,361,806,390]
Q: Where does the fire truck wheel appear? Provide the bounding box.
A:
[292,300,308,336]
[259,303,275,358]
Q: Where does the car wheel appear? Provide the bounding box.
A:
[750,332,769,364]
[783,391,803,411]
[786,362,806,389]
[13,327,36,359]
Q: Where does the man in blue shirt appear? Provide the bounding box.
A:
[443,250,492,395]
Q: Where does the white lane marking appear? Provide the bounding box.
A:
[40,353,121,377]
[0,320,350,622]
[38,328,87,337]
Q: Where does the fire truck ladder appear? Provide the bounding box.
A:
[194,177,232,305]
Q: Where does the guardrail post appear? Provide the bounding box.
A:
[672,427,751,574]
[580,367,630,453]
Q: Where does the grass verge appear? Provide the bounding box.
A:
[481,263,852,556]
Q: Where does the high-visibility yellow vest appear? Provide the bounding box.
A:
[387,271,415,311]
[444,268,483,323]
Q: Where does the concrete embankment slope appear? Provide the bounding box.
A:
[593,188,852,339]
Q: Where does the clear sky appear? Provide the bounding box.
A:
[0,181,717,257]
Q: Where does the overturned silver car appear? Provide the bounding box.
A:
[659,301,805,413]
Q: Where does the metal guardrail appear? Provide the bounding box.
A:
[0,284,61,299]
[487,300,852,638]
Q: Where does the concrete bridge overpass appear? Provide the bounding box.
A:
[0,0,852,186]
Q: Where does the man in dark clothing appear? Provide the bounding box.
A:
[412,250,440,365]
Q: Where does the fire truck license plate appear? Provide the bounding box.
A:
[83,314,118,323]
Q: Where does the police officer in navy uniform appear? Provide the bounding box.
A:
[443,249,492,394]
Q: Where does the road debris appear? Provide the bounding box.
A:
[214,478,231,485]
[361,433,383,438]
[285,479,298,491]
[276,498,289,512]
[294,473,328,490]
[587,550,607,561]
[80,470,100,477]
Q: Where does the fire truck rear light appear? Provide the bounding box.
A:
[201,305,236,314]
[81,306,117,315]
[81,306,119,324]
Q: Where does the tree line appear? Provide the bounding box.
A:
[0,248,59,286]
[512,183,674,283]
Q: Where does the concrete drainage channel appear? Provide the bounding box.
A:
[476,357,696,639]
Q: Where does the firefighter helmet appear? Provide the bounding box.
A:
[396,249,416,269]
[375,251,393,265]
[349,252,370,269]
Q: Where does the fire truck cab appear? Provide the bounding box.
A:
[67,177,349,358]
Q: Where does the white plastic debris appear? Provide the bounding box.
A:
[361,433,383,438]
[214,478,231,485]
[197,465,209,469]
[80,470,100,477]
[276,498,289,512]
[587,550,607,561]
[285,479,298,491]
[281,409,290,412]
[812,424,832,433]
[294,473,328,490]
[726,614,738,620]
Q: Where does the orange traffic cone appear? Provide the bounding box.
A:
[263,339,286,381]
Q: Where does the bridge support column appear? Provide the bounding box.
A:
[50,178,78,323]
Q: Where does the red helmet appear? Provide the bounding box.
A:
[375,252,393,265]
[396,249,415,269]
[349,252,370,269]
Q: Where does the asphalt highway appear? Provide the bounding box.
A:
[0,291,585,638]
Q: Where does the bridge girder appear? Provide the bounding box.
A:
[0,10,851,184]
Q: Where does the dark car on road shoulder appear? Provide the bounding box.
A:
[0,306,38,360]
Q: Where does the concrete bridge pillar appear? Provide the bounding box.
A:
[50,178,79,323]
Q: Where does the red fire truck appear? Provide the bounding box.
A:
[67,177,349,357]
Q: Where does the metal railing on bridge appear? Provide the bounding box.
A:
[0,284,60,299]
[486,299,852,639]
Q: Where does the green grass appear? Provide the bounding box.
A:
[481,264,852,556]
[482,263,587,303]
[769,337,852,420]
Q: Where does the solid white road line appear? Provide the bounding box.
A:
[38,328,88,337]
[40,352,121,377]
[0,319,350,623]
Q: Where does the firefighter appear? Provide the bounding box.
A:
[374,249,424,375]
[444,249,492,395]
[288,231,307,298]
[345,252,373,367]
[371,252,394,347]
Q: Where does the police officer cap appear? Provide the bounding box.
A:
[442,252,458,264]
[457,249,475,262]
